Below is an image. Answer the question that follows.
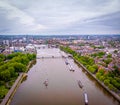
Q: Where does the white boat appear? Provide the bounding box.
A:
[69,65,75,72]
[65,61,69,65]
[84,92,88,105]
[65,59,69,65]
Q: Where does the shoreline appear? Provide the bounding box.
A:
[0,73,25,105]
[74,59,120,103]
[0,60,35,105]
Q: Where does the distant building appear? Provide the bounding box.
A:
[3,40,10,46]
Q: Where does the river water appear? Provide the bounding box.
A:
[10,47,119,105]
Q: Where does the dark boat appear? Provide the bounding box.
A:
[43,80,48,87]
[78,80,83,88]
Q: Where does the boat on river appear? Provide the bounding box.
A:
[84,92,88,105]
[43,80,48,87]
[65,59,69,65]
[69,65,75,72]
[78,80,83,88]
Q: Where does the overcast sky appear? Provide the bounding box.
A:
[0,0,120,35]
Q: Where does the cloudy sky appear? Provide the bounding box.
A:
[0,0,120,35]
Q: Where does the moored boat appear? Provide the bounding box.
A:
[65,59,69,65]
[69,65,75,72]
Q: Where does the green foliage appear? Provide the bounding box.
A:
[115,77,120,83]
[27,53,36,61]
[0,61,5,66]
[60,46,120,91]
[60,46,77,57]
[111,79,120,90]
[79,43,85,46]
[103,58,112,64]
[104,79,110,86]
[0,54,5,62]
[0,70,11,81]
[108,84,117,91]
[0,86,8,99]
[6,52,22,60]
[99,76,105,81]
[91,51,105,58]
[8,67,16,77]
[107,54,112,58]
[108,41,115,47]
[91,45,104,49]
[98,69,105,75]
[112,66,120,76]
[60,46,94,66]
[107,72,114,78]
[96,72,101,79]
[88,66,96,73]
[10,56,29,65]
[114,50,118,53]
[87,64,98,73]
[0,81,5,85]
[80,56,94,66]
[9,63,26,72]
[0,52,36,99]
[0,64,8,72]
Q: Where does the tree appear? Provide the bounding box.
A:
[0,70,11,81]
[6,52,23,59]
[8,67,16,77]
[9,63,26,72]
[0,86,8,98]
[98,69,105,75]
[88,66,96,73]
[114,50,118,53]
[99,76,105,81]
[107,54,112,58]
[20,56,29,65]
[108,84,117,91]
[103,58,112,64]
[0,61,4,66]
[91,51,105,58]
[104,79,110,86]
[0,54,5,62]
[111,79,120,90]
[96,72,101,79]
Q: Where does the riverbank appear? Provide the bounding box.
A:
[26,60,36,72]
[0,73,24,105]
[74,59,120,103]
[0,60,36,105]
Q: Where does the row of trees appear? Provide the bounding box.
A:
[91,51,105,58]
[96,69,120,91]
[60,46,96,73]
[0,52,36,98]
[60,46,120,92]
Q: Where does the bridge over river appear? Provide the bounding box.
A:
[10,47,119,105]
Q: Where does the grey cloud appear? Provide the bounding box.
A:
[0,0,120,35]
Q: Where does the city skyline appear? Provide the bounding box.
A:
[0,0,120,35]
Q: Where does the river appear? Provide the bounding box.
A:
[10,46,119,105]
